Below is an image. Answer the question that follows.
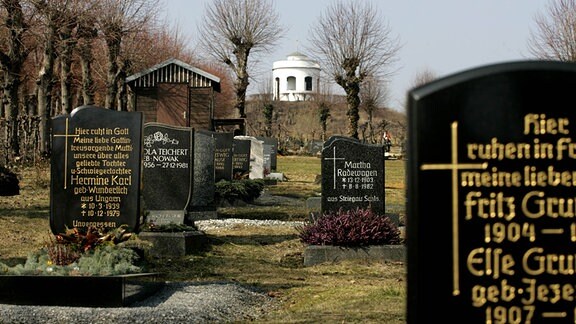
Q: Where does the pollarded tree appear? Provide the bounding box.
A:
[307,0,400,139]
[198,0,285,120]
[527,0,576,61]
[96,0,159,110]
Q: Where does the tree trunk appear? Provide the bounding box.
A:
[105,36,121,110]
[37,29,56,155]
[78,40,95,106]
[4,72,21,157]
[59,24,76,114]
[345,84,361,139]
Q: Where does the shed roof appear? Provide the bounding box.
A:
[126,58,221,92]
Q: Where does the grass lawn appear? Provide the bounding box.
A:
[0,155,407,323]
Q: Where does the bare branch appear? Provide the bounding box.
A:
[527,0,576,61]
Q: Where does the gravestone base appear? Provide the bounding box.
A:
[0,273,163,307]
[303,245,405,266]
[263,179,278,186]
[139,231,208,257]
[186,210,218,222]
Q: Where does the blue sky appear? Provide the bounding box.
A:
[164,0,550,111]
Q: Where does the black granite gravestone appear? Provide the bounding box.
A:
[407,61,576,323]
[236,136,264,179]
[214,132,234,182]
[232,139,251,178]
[142,123,192,225]
[188,129,216,221]
[257,136,278,172]
[321,136,385,216]
[50,106,142,234]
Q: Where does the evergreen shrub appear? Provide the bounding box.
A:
[215,179,264,204]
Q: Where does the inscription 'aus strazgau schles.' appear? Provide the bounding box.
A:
[421,113,576,323]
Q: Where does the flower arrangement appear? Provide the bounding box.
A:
[0,225,151,276]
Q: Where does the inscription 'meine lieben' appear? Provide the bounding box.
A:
[421,112,576,323]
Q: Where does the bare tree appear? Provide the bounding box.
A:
[96,0,159,110]
[307,0,400,139]
[198,0,285,120]
[31,0,58,154]
[528,0,576,61]
[0,0,31,157]
[411,68,437,88]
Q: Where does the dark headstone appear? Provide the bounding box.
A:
[189,129,216,220]
[407,61,576,323]
[235,136,264,179]
[232,139,251,178]
[213,132,234,181]
[321,136,385,216]
[257,136,278,172]
[142,123,192,224]
[50,106,142,234]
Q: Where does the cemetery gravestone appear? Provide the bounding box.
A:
[232,138,251,178]
[407,61,576,323]
[142,123,192,225]
[321,136,385,216]
[50,105,142,234]
[235,136,264,179]
[188,129,217,220]
[213,132,234,182]
[257,136,278,172]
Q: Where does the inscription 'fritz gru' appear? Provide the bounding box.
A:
[50,106,143,235]
[407,61,576,323]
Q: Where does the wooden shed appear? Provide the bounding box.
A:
[126,58,221,130]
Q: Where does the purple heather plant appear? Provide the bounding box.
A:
[298,207,401,247]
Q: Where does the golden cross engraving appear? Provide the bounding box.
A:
[52,118,79,189]
[323,146,345,189]
[420,121,487,296]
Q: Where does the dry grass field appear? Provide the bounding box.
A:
[0,155,407,323]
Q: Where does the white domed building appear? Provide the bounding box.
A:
[272,52,321,101]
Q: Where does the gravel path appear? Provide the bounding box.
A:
[0,282,274,323]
